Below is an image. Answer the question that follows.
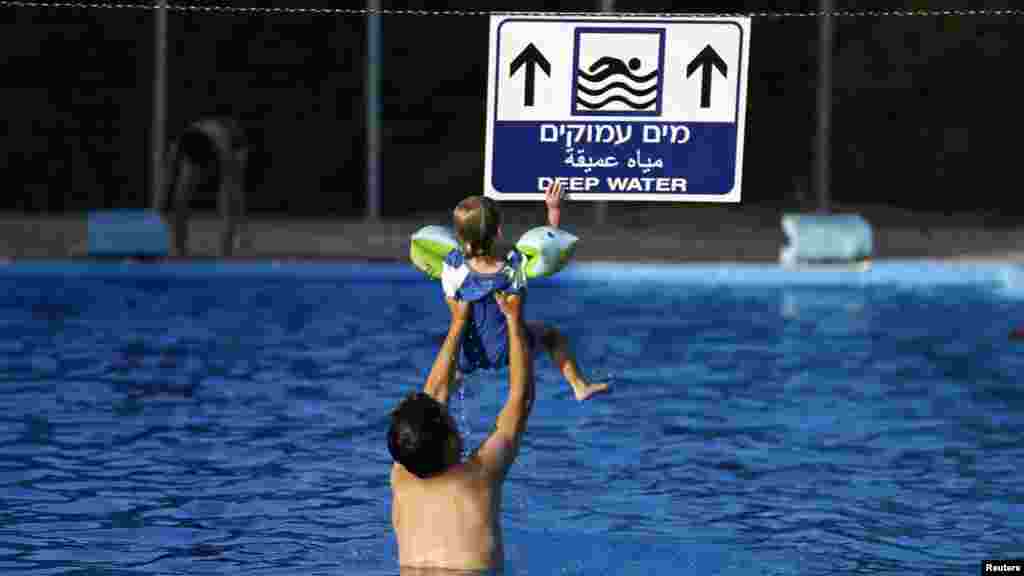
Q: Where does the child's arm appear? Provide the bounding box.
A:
[423,297,470,406]
[544,180,564,228]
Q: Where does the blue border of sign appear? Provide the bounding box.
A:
[490,17,748,199]
[570,27,666,117]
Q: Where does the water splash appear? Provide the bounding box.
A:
[457,378,473,459]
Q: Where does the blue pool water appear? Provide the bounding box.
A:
[0,261,1022,575]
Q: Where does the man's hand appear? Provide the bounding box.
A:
[494,292,523,321]
[544,180,564,228]
[446,297,471,325]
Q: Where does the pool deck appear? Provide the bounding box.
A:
[0,203,1020,263]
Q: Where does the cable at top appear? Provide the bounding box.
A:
[1,1,1023,18]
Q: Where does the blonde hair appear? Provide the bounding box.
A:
[452,196,501,258]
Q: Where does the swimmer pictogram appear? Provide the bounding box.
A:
[576,56,658,110]
[572,28,665,116]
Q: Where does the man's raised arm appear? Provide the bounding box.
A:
[423,298,470,406]
[474,293,535,480]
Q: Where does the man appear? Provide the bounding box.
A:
[388,292,534,573]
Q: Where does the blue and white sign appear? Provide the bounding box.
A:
[485,15,751,202]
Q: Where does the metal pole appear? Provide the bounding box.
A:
[593,0,615,226]
[151,0,168,210]
[815,0,833,213]
[365,0,382,222]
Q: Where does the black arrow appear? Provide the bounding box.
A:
[510,43,550,107]
[686,44,728,109]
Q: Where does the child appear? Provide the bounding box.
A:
[442,181,608,401]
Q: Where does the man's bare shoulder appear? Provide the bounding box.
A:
[467,430,519,484]
[391,463,407,486]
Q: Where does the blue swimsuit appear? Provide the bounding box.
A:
[441,249,532,374]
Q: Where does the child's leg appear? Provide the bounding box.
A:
[527,322,609,401]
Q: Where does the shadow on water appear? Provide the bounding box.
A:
[116,379,198,400]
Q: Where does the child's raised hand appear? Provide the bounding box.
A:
[544,180,564,228]
[544,180,565,210]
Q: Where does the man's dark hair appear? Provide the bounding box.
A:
[388,392,455,479]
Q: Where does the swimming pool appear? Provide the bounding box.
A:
[0,260,1021,575]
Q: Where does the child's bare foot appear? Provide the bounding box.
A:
[574,382,610,401]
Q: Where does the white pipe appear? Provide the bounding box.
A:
[366,0,382,221]
[151,0,168,210]
[594,0,615,226]
[816,0,833,213]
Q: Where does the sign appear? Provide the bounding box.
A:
[484,14,751,202]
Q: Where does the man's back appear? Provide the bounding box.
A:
[391,456,503,570]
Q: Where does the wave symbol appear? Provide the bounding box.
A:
[576,56,659,111]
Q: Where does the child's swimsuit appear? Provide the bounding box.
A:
[441,248,534,374]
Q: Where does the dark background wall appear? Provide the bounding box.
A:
[0,0,1019,216]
